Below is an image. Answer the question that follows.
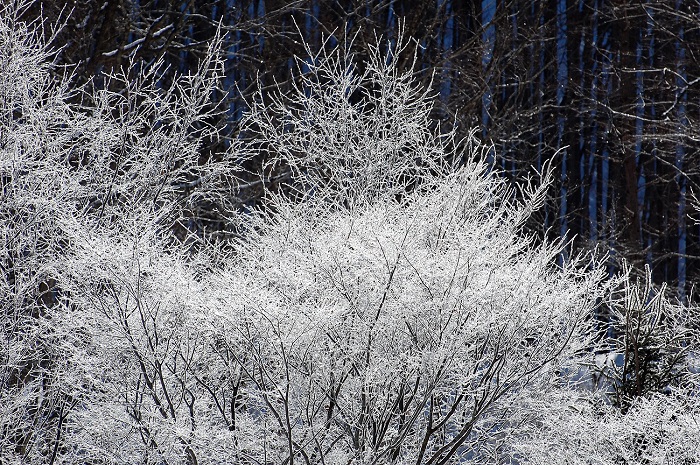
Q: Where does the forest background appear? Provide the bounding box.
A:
[24,0,700,297]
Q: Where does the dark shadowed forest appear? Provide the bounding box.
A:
[23,0,700,295]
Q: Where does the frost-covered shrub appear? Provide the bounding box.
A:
[513,389,700,465]
[48,26,612,465]
[199,166,607,464]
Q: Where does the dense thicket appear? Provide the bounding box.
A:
[2,2,700,463]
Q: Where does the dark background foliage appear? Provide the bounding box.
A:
[25,0,700,295]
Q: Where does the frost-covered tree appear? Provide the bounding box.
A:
[595,262,700,410]
[1,1,232,462]
[197,170,611,465]
[53,29,616,465]
[241,30,464,207]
